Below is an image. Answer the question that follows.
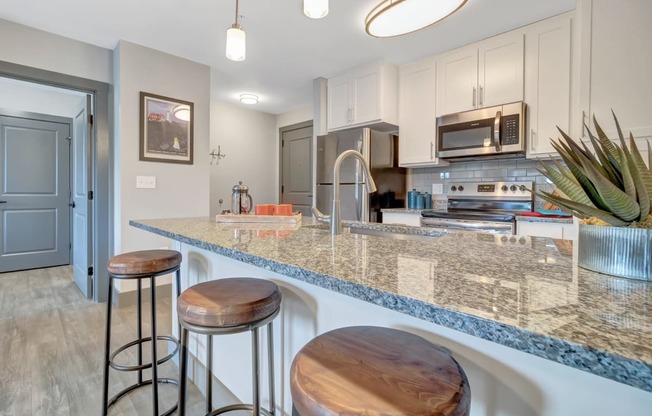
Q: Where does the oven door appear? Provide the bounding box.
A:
[421,217,515,234]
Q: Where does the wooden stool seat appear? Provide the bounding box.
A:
[177,278,282,328]
[290,326,470,416]
[107,249,182,276]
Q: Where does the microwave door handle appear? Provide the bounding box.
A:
[494,110,502,152]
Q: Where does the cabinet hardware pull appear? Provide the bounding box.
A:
[430,141,434,160]
[472,87,476,107]
[581,110,587,137]
[531,129,537,151]
[479,85,483,107]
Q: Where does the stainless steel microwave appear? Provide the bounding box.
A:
[437,102,526,161]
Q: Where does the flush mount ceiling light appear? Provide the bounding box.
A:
[303,0,329,19]
[226,0,246,61]
[365,0,467,38]
[239,93,259,104]
[173,104,191,121]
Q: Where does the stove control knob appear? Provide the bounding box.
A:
[458,185,464,192]
[510,185,517,192]
[450,186,457,192]
[519,185,527,192]
[501,185,508,192]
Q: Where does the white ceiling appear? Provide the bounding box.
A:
[0,0,575,115]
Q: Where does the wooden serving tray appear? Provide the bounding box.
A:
[215,212,302,224]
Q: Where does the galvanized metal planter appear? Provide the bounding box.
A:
[578,224,652,281]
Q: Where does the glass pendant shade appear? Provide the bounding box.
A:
[304,0,329,19]
[226,24,246,61]
[366,0,467,38]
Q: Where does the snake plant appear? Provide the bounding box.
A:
[537,112,652,228]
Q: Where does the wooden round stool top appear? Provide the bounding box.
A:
[290,326,470,416]
[107,249,182,276]
[177,278,282,328]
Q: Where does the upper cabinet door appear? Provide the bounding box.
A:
[478,33,524,108]
[327,73,351,131]
[399,58,447,167]
[352,67,380,125]
[436,49,478,116]
[525,14,572,157]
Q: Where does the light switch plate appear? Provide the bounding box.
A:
[136,175,156,189]
[432,183,444,195]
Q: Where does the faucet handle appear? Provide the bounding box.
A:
[312,207,331,224]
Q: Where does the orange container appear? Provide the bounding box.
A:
[274,204,293,216]
[255,204,275,215]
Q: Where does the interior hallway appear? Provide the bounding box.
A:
[0,266,211,416]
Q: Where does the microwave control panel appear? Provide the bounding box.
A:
[502,115,520,145]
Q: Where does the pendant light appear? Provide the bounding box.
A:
[366,0,467,38]
[303,0,329,19]
[226,0,246,61]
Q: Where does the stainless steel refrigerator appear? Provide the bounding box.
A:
[316,128,406,223]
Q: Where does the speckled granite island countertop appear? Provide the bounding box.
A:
[130,217,652,392]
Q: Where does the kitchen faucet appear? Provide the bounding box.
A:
[312,150,377,235]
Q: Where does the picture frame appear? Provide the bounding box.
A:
[139,92,194,164]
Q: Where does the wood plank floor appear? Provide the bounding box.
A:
[0,266,210,416]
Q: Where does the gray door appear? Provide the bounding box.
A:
[72,96,92,298]
[0,114,71,272]
[281,123,313,216]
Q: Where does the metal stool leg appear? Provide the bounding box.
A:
[150,276,159,416]
[267,322,275,416]
[101,276,114,416]
[179,327,189,416]
[252,327,260,416]
[137,278,143,384]
[207,335,213,414]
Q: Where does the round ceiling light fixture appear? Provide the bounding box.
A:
[303,0,329,19]
[365,0,467,38]
[239,93,259,105]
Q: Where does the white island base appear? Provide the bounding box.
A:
[171,242,651,416]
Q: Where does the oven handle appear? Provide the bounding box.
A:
[494,110,502,152]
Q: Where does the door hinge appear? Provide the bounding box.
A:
[88,266,94,276]
[88,114,94,125]
[281,185,284,193]
[88,191,93,200]
[282,140,285,147]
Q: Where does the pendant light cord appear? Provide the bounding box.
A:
[235,0,240,26]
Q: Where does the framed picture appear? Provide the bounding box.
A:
[139,92,194,164]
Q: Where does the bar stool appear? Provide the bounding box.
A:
[177,277,282,416]
[290,326,471,416]
[101,249,182,416]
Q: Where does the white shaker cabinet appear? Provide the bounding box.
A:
[525,13,573,157]
[437,33,524,116]
[579,0,652,140]
[398,58,448,167]
[327,61,398,132]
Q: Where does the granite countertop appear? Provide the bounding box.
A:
[130,217,652,392]
[516,215,574,224]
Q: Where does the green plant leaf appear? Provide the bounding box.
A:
[624,147,650,219]
[627,133,652,211]
[592,115,621,165]
[537,191,628,226]
[550,140,608,210]
[550,158,578,185]
[648,140,651,172]
[617,147,638,205]
[586,127,622,187]
[576,150,640,221]
[612,110,626,143]
[538,162,594,207]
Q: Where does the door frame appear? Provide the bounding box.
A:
[0,60,111,303]
[278,120,313,203]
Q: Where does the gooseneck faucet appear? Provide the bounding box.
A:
[312,150,377,235]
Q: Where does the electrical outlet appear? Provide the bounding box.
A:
[136,175,156,189]
[432,183,444,195]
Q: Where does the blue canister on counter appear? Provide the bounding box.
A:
[424,192,432,209]
[407,189,418,209]
[416,193,426,210]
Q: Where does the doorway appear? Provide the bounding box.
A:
[279,121,313,216]
[0,61,111,302]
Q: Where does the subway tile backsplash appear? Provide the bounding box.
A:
[408,158,556,209]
